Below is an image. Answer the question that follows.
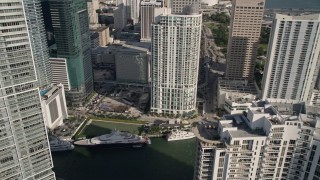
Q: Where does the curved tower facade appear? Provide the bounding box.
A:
[151,12,202,115]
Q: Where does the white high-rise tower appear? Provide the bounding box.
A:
[0,0,55,179]
[150,9,202,115]
[261,14,320,102]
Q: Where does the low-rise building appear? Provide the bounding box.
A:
[115,43,150,84]
[193,99,320,180]
[41,84,68,129]
[218,78,258,114]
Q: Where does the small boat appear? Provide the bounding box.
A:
[166,129,195,142]
[49,138,74,152]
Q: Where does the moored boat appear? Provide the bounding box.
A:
[73,129,151,148]
[49,138,74,152]
[166,129,195,141]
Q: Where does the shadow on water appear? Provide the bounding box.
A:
[53,124,196,180]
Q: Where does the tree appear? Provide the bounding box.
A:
[258,46,265,56]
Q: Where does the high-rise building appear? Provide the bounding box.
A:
[87,0,100,26]
[140,0,163,41]
[170,0,201,14]
[49,0,93,106]
[114,0,140,29]
[261,14,320,102]
[24,0,52,88]
[0,1,55,179]
[114,0,129,30]
[150,9,202,115]
[193,99,320,180]
[226,0,265,79]
[130,0,140,25]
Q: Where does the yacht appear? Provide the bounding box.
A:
[73,129,151,148]
[166,129,195,141]
[49,138,74,152]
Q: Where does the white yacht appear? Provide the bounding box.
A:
[49,138,74,152]
[73,129,151,148]
[166,129,195,141]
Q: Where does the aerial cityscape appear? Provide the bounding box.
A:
[0,0,320,180]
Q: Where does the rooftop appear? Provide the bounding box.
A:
[41,84,63,100]
[223,115,266,138]
[219,78,258,96]
[90,26,109,32]
[193,122,224,148]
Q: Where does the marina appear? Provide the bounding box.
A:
[52,121,196,180]
[53,138,195,180]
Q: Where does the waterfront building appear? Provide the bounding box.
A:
[261,14,320,103]
[170,0,201,14]
[41,84,68,129]
[49,0,93,106]
[140,0,163,42]
[150,9,202,115]
[226,0,265,79]
[193,99,320,180]
[0,1,55,179]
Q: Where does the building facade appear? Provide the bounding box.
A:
[49,0,93,106]
[261,14,320,102]
[151,10,202,115]
[226,0,265,79]
[193,100,320,180]
[90,26,110,46]
[115,45,150,84]
[48,58,70,91]
[87,0,100,26]
[170,0,201,14]
[0,1,55,179]
[140,0,163,41]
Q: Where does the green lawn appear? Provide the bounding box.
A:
[88,115,147,124]
[77,121,142,138]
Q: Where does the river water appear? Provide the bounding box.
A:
[52,138,196,180]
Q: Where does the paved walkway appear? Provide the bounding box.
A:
[91,119,145,125]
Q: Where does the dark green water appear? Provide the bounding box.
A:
[52,138,196,180]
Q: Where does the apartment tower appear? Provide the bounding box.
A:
[226,0,265,79]
[150,8,202,115]
[261,14,320,102]
[49,0,93,106]
[0,0,55,179]
[193,100,320,180]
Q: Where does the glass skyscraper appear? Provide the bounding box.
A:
[49,0,93,106]
[0,0,55,179]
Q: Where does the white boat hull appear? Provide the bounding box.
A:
[167,135,195,141]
